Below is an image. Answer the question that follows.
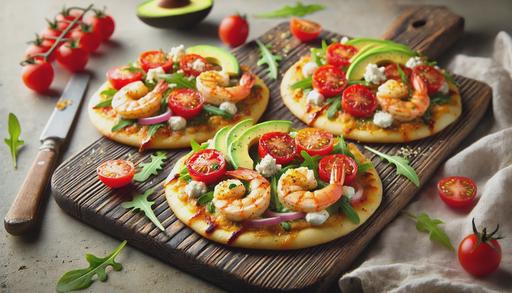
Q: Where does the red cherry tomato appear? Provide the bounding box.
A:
[106,66,144,90]
[258,132,297,165]
[97,159,135,188]
[326,43,358,68]
[168,89,204,119]
[138,50,173,73]
[312,65,347,97]
[437,176,477,209]
[21,61,54,93]
[56,42,89,72]
[342,84,378,118]
[384,63,412,81]
[25,37,56,62]
[56,8,83,30]
[219,14,249,48]
[295,128,334,157]
[179,54,209,77]
[413,65,445,94]
[290,18,322,42]
[186,149,227,185]
[318,154,358,184]
[87,12,115,41]
[41,20,63,43]
[71,25,101,53]
[458,219,502,277]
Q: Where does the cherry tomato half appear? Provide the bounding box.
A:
[295,128,334,157]
[107,66,143,90]
[413,65,445,94]
[186,149,227,185]
[138,50,173,72]
[97,159,135,188]
[168,89,204,119]
[22,61,54,93]
[437,176,477,209]
[219,14,249,48]
[384,63,412,81]
[326,43,358,68]
[312,65,347,98]
[318,154,358,185]
[258,132,297,165]
[290,18,322,42]
[179,54,209,77]
[342,84,378,118]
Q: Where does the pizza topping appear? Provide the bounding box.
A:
[145,66,165,83]
[138,50,174,72]
[413,65,445,94]
[186,149,227,185]
[180,54,210,77]
[326,43,358,68]
[318,154,358,185]
[255,154,282,178]
[302,61,318,77]
[340,36,349,44]
[196,70,256,105]
[219,101,238,116]
[305,210,329,226]
[168,88,204,119]
[373,111,393,128]
[168,116,187,131]
[363,63,386,84]
[169,44,186,62]
[306,89,325,106]
[295,128,334,156]
[138,109,172,125]
[342,186,355,198]
[405,56,424,69]
[341,84,378,118]
[258,132,297,165]
[438,80,450,95]
[111,80,168,119]
[312,64,347,97]
[185,180,208,198]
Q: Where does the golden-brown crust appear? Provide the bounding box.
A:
[280,57,462,143]
[164,144,383,250]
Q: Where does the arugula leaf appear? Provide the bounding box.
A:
[190,139,201,152]
[430,93,451,105]
[121,189,165,231]
[133,152,167,182]
[197,191,214,205]
[203,104,233,119]
[327,197,360,224]
[280,221,292,231]
[444,71,458,86]
[291,77,312,90]
[93,98,112,109]
[357,162,373,175]
[365,146,420,187]
[111,119,135,132]
[396,63,408,86]
[255,1,325,18]
[300,150,322,178]
[405,212,454,250]
[100,88,117,97]
[207,201,215,213]
[256,40,282,80]
[310,39,328,65]
[179,166,191,182]
[56,240,127,292]
[326,96,341,120]
[147,123,164,138]
[4,113,24,168]
[161,72,196,89]
[270,175,286,212]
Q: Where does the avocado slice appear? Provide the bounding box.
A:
[137,0,213,29]
[187,45,240,76]
[346,38,413,52]
[346,47,417,81]
[229,120,293,169]
[212,126,231,155]
[225,119,254,159]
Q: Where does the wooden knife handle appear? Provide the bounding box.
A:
[4,139,59,235]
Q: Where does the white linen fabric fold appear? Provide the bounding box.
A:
[339,32,512,293]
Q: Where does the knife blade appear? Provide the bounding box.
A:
[4,73,90,235]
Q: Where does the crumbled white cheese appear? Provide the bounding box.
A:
[340,36,349,44]
[343,186,355,199]
[176,69,184,74]
[255,154,282,177]
[377,79,408,99]
[302,62,318,77]
[289,131,297,138]
[168,116,187,131]
[169,44,185,62]
[185,180,207,198]
[373,111,394,128]
[145,66,165,82]
[306,89,325,106]
[405,56,424,69]
[364,63,386,84]
[191,59,206,72]
[439,81,449,95]
[305,210,330,226]
[219,101,237,115]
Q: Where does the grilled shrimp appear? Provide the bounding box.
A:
[212,168,270,222]
[111,80,168,119]
[277,163,345,213]
[196,70,255,105]
[376,74,430,122]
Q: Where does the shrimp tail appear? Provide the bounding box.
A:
[330,161,345,185]
[240,72,256,88]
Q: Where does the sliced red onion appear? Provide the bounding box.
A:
[350,183,365,204]
[263,210,306,221]
[138,109,172,125]
[244,211,306,228]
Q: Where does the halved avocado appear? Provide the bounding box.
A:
[346,47,417,81]
[212,125,231,155]
[187,45,240,76]
[348,38,415,62]
[137,0,213,29]
[229,120,293,169]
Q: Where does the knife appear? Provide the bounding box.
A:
[4,73,90,235]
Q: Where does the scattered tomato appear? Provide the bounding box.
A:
[318,154,358,184]
[342,84,378,118]
[56,41,89,72]
[219,14,249,48]
[295,128,334,157]
[312,64,347,97]
[71,24,101,53]
[437,176,477,209]
[87,10,115,41]
[106,66,143,90]
[138,50,173,72]
[168,89,204,119]
[258,132,297,165]
[290,18,322,42]
[21,61,54,93]
[97,159,135,188]
[179,54,209,77]
[326,43,357,68]
[186,149,227,185]
[413,65,445,94]
[384,63,412,81]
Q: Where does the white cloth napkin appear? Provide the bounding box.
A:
[339,32,512,293]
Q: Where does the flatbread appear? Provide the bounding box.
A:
[281,57,462,143]
[88,77,269,149]
[164,144,382,250]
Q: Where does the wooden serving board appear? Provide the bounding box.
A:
[52,6,491,292]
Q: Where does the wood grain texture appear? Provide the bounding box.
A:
[51,6,490,292]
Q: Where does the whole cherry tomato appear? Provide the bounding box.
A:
[21,61,54,93]
[25,35,56,62]
[71,24,101,53]
[219,14,249,48]
[87,10,115,41]
[56,41,89,72]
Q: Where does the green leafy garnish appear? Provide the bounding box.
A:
[203,104,233,119]
[326,96,341,120]
[93,98,112,109]
[256,40,282,80]
[206,201,215,213]
[357,162,373,175]
[327,197,360,224]
[197,191,214,205]
[332,136,373,175]
[100,88,117,97]
[133,152,167,182]
[396,64,408,87]
[162,72,196,89]
[405,212,454,250]
[121,189,165,231]
[364,146,419,187]
[348,80,369,86]
[310,39,328,65]
[56,240,127,292]
[190,139,202,152]
[290,77,312,90]
[444,71,458,86]
[300,150,322,178]
[255,1,325,18]
[4,113,24,168]
[430,93,451,105]
[280,221,292,231]
[270,175,286,212]
[111,119,135,132]
[147,123,164,139]
[179,166,191,182]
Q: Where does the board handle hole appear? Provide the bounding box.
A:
[412,19,427,28]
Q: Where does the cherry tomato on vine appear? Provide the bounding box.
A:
[106,66,143,90]
[56,8,84,30]
[384,63,412,81]
[97,160,135,188]
[326,43,357,68]
[56,41,89,72]
[290,18,322,42]
[258,132,297,165]
[437,176,477,209]
[71,24,101,53]
[295,128,334,156]
[41,19,65,43]
[312,65,347,97]
[138,50,173,72]
[186,149,227,185]
[219,14,249,48]
[21,61,54,93]
[413,65,445,94]
[179,54,209,77]
[25,36,56,62]
[87,10,115,41]
[318,154,358,184]
[342,84,378,118]
[168,89,204,119]
[458,219,502,277]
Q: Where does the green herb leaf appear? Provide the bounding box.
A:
[197,191,214,205]
[364,146,420,187]
[396,63,408,86]
[56,240,127,292]
[326,96,341,120]
[357,162,373,175]
[444,71,458,86]
[121,189,165,231]
[270,175,286,212]
[290,77,312,90]
[332,136,352,157]
[300,150,322,178]
[228,183,237,189]
[179,166,191,182]
[256,40,282,80]
[280,221,292,231]
[133,152,167,182]
[4,113,24,168]
[430,93,451,105]
[100,88,117,97]
[207,201,215,213]
[111,119,135,132]
[190,139,201,152]
[147,123,164,139]
[161,72,196,89]
[405,212,454,250]
[255,1,325,18]
[327,197,360,224]
[203,104,233,119]
[93,98,112,109]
